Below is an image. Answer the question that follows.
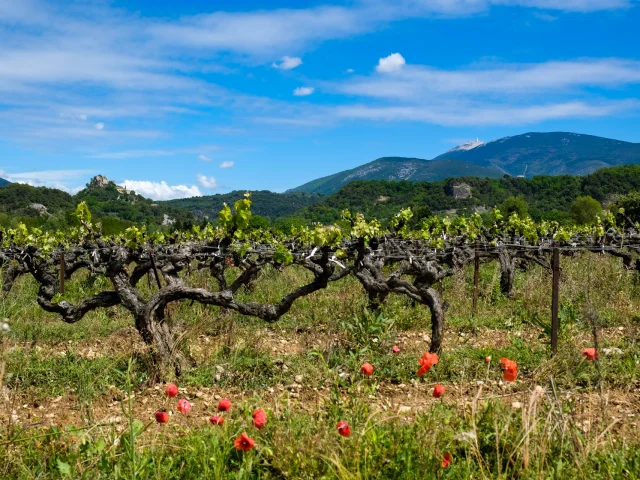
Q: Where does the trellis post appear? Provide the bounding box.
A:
[551,248,560,356]
[472,242,479,316]
[59,251,65,294]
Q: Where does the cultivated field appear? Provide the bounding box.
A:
[1,254,639,479]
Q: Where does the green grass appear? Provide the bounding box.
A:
[4,350,148,399]
[1,395,639,479]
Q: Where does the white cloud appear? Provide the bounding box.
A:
[2,169,95,192]
[494,0,630,12]
[335,99,639,126]
[213,126,245,135]
[338,59,640,99]
[376,53,406,73]
[89,149,181,159]
[94,122,105,130]
[219,161,234,168]
[89,146,220,159]
[147,1,630,58]
[196,174,219,188]
[533,12,558,21]
[293,87,315,96]
[272,56,303,70]
[346,68,355,73]
[120,180,202,200]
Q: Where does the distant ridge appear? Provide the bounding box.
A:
[162,190,323,219]
[288,132,640,195]
[287,157,502,195]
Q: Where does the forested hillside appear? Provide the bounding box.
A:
[292,164,640,224]
[0,183,75,215]
[162,190,323,220]
[74,181,191,226]
[0,176,193,233]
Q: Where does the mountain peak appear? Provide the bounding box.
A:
[434,131,640,177]
[448,139,485,153]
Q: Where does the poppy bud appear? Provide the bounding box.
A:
[360,362,374,377]
[218,398,232,412]
[336,421,351,437]
[433,384,446,398]
[155,411,169,423]
[442,452,452,468]
[165,383,178,398]
[209,415,224,426]
[485,356,491,363]
[253,409,267,429]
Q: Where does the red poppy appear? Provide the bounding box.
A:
[417,352,439,376]
[218,398,232,412]
[361,362,374,377]
[500,358,517,382]
[582,348,599,361]
[177,399,192,414]
[442,452,452,468]
[336,421,351,437]
[209,415,224,426]
[433,384,446,398]
[234,432,255,451]
[485,356,491,363]
[392,345,400,354]
[253,409,267,429]
[155,411,169,423]
[165,383,178,398]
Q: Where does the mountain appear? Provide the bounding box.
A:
[287,157,503,195]
[288,132,640,195]
[0,178,10,187]
[432,132,640,177]
[293,164,640,225]
[162,190,324,220]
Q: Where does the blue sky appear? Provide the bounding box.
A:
[1,0,639,199]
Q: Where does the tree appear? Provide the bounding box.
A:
[248,215,269,230]
[499,196,529,218]
[612,191,640,225]
[569,196,602,225]
[408,205,433,229]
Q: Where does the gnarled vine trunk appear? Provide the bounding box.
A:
[422,287,445,354]
[498,249,517,297]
